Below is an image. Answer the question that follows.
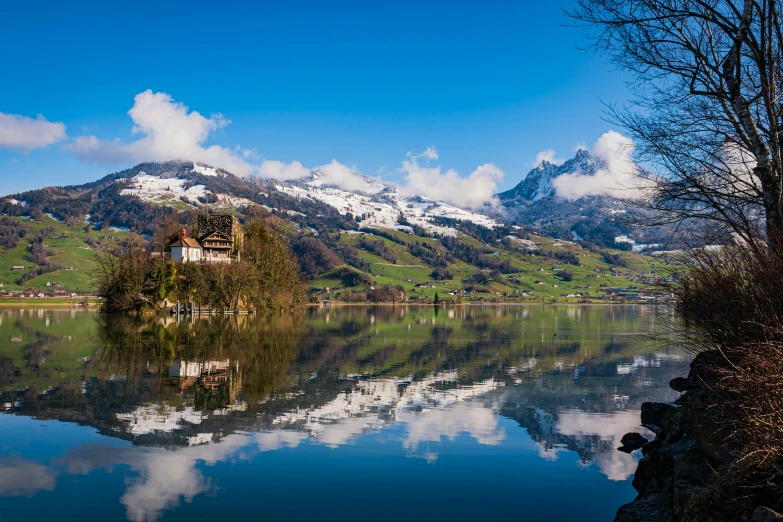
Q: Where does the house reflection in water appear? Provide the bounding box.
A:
[167,359,242,408]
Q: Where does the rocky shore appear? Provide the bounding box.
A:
[614,351,783,522]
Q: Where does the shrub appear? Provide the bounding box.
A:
[672,238,783,511]
[557,270,574,282]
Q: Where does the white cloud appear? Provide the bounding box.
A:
[0,112,66,151]
[400,148,505,208]
[419,146,439,161]
[313,159,381,193]
[532,148,565,167]
[257,159,311,180]
[555,409,651,481]
[552,130,640,200]
[0,458,57,497]
[254,430,307,452]
[400,401,506,454]
[69,90,256,176]
[62,435,250,522]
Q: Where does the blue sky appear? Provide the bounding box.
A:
[0,0,632,196]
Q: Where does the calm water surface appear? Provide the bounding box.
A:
[0,305,687,522]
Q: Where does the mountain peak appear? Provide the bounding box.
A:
[497,148,596,204]
[574,148,590,161]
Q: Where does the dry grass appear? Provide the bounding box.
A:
[673,238,783,352]
[673,238,783,512]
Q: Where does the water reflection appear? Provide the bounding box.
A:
[0,305,688,522]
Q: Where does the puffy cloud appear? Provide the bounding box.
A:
[69,90,256,176]
[61,435,250,522]
[254,430,307,452]
[552,130,640,200]
[258,157,380,194]
[313,159,381,193]
[414,146,439,161]
[400,148,505,208]
[257,159,311,180]
[532,148,565,167]
[555,409,651,481]
[400,401,506,455]
[0,458,57,497]
[0,112,66,151]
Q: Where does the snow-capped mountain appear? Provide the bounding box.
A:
[117,162,255,209]
[494,150,674,248]
[274,172,500,236]
[117,162,500,235]
[497,149,598,205]
[1,160,502,239]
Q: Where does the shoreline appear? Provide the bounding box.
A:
[0,299,669,309]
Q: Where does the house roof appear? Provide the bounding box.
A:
[199,231,231,242]
[170,238,201,248]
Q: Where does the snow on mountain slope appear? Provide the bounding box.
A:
[276,178,500,236]
[112,161,500,234]
[119,164,253,209]
[307,171,386,194]
[120,173,208,204]
[271,370,504,448]
[192,164,220,177]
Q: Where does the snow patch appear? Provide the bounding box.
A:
[192,164,219,177]
[275,182,499,236]
[120,172,207,205]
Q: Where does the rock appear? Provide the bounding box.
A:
[673,451,712,484]
[642,439,661,455]
[673,480,701,510]
[614,493,674,522]
[641,402,676,429]
[622,432,649,447]
[752,507,783,522]
[657,437,698,457]
[632,451,676,495]
[619,432,649,453]
[661,407,692,444]
[688,350,731,387]
[670,376,689,392]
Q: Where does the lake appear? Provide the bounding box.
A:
[0,305,687,522]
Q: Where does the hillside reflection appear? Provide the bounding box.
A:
[0,305,687,522]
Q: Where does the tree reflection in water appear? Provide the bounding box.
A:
[0,305,689,522]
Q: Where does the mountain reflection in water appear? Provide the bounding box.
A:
[0,305,688,522]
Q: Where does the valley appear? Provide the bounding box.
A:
[0,159,675,303]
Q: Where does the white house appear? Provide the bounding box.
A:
[170,228,202,263]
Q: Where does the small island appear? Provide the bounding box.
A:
[97,211,305,314]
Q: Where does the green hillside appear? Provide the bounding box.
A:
[0,215,130,293]
[311,229,672,303]
[0,213,673,302]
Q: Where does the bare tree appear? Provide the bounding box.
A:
[569,0,783,250]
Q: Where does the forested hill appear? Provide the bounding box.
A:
[0,161,677,302]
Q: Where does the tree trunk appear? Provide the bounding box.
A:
[757,166,783,249]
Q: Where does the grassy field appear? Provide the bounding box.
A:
[0,215,129,292]
[0,214,673,303]
[310,230,672,303]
